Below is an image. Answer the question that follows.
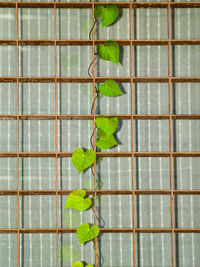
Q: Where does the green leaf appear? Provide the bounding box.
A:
[72,148,96,174]
[97,41,119,65]
[94,4,119,28]
[97,128,106,138]
[98,80,123,97]
[64,189,92,211]
[96,115,118,137]
[71,262,93,267]
[96,133,118,150]
[72,262,83,267]
[77,223,100,245]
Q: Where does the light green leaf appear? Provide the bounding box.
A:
[96,115,118,137]
[72,148,96,174]
[77,223,100,245]
[71,262,93,267]
[96,133,118,150]
[97,41,119,65]
[94,4,119,28]
[72,262,83,267]
[98,80,123,97]
[64,189,91,211]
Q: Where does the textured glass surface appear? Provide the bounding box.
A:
[135,195,171,228]
[172,9,200,39]
[134,120,169,152]
[136,234,172,267]
[134,9,168,39]
[97,195,133,228]
[19,46,55,77]
[19,9,54,39]
[19,120,56,152]
[0,84,17,114]
[0,3,199,267]
[174,157,200,190]
[0,8,16,39]
[173,120,200,152]
[172,45,200,77]
[19,83,55,115]
[96,157,132,190]
[174,195,200,228]
[20,195,57,228]
[172,83,200,114]
[20,234,57,267]
[0,196,18,228]
[19,158,56,190]
[0,158,18,190]
[134,83,169,114]
[134,157,170,190]
[134,46,168,77]
[0,121,17,152]
[57,83,92,115]
[175,234,200,267]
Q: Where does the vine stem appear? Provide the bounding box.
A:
[89,18,97,41]
[88,55,97,78]
[88,14,105,267]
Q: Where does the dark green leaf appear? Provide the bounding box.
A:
[98,80,123,97]
[97,41,119,65]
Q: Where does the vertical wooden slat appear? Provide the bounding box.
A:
[130,1,136,267]
[91,0,98,266]
[54,3,59,267]
[168,1,175,266]
[16,1,20,266]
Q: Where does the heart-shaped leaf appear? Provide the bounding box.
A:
[96,129,118,150]
[97,41,119,65]
[98,80,123,97]
[64,190,91,211]
[96,115,118,137]
[72,262,83,267]
[72,262,93,267]
[72,148,96,174]
[94,4,119,28]
[77,223,100,245]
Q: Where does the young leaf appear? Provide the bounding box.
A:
[96,133,118,150]
[97,41,119,65]
[98,80,123,97]
[96,115,118,137]
[64,189,92,211]
[72,262,83,267]
[72,148,96,174]
[94,4,119,28]
[77,223,100,245]
[71,262,93,267]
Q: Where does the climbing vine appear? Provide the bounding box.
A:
[63,4,122,267]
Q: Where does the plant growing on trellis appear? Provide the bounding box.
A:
[63,4,122,266]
